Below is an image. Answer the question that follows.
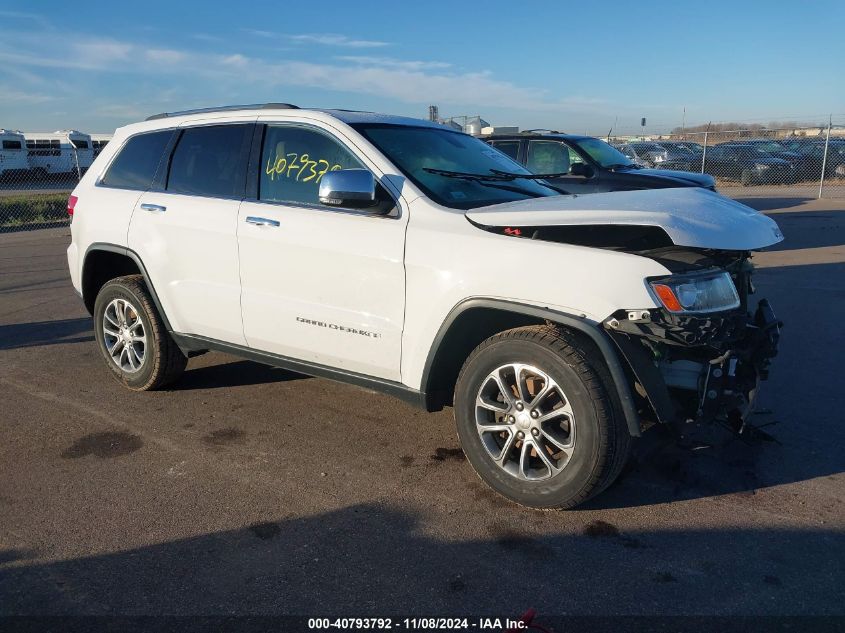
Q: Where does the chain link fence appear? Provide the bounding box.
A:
[0,131,107,232]
[609,122,845,198]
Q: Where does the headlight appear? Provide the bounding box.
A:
[754,163,770,170]
[649,271,740,313]
[654,155,665,162]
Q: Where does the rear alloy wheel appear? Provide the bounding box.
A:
[102,298,147,373]
[93,274,187,391]
[454,326,631,509]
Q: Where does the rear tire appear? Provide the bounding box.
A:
[453,325,631,509]
[93,274,187,391]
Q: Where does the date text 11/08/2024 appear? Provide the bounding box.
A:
[307,617,531,630]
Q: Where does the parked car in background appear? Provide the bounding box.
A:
[627,142,690,167]
[703,143,794,185]
[644,141,706,172]
[730,139,807,171]
[0,129,30,179]
[23,130,95,177]
[484,133,714,194]
[780,138,845,179]
[612,143,648,167]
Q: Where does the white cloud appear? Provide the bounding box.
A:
[72,40,132,65]
[335,56,451,71]
[0,88,54,104]
[0,35,607,115]
[96,104,147,119]
[145,49,187,64]
[0,10,50,29]
[287,33,389,48]
[242,29,275,38]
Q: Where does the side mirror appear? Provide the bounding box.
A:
[319,169,380,210]
[570,162,593,177]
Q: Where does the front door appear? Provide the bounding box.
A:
[526,139,599,194]
[237,123,407,381]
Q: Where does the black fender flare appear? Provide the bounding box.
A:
[420,298,642,437]
[82,242,173,332]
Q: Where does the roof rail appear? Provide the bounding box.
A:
[145,103,299,121]
[522,128,563,135]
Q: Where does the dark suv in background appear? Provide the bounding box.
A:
[483,133,715,194]
[701,143,795,186]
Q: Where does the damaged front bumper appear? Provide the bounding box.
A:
[604,298,781,431]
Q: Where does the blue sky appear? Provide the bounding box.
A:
[1,1,843,134]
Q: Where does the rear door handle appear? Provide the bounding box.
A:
[140,203,166,213]
[245,216,280,227]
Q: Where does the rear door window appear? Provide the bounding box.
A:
[259,125,364,206]
[101,130,174,190]
[488,141,520,162]
[166,125,251,199]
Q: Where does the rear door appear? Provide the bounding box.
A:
[128,121,254,344]
[487,139,523,164]
[237,121,407,380]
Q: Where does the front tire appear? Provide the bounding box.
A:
[93,275,187,391]
[454,326,631,509]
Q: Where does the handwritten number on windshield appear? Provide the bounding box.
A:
[265,152,344,183]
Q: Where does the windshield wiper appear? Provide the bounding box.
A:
[422,167,566,198]
[423,167,568,181]
[605,163,637,170]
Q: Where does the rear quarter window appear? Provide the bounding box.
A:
[101,131,174,190]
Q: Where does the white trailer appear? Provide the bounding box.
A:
[0,129,30,179]
[23,130,95,177]
[89,133,113,158]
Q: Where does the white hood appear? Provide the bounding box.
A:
[466,187,784,250]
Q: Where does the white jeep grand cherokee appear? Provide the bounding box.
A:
[67,104,783,509]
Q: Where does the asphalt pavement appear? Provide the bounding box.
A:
[0,195,843,619]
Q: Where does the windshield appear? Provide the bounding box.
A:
[733,146,770,158]
[751,141,784,152]
[352,124,560,209]
[676,142,703,153]
[571,137,634,168]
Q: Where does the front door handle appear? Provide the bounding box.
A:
[245,216,280,227]
[140,203,166,213]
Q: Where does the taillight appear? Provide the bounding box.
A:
[68,195,78,220]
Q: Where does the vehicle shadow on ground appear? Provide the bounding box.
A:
[759,207,845,252]
[171,358,307,391]
[0,503,842,615]
[0,221,70,234]
[735,196,814,212]
[0,317,93,350]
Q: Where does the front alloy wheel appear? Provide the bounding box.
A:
[454,325,631,509]
[475,363,576,481]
